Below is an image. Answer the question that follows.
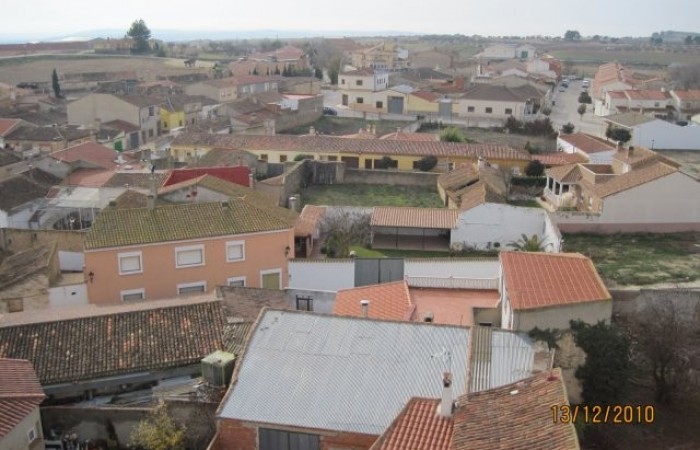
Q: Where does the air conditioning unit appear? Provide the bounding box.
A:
[201,350,235,387]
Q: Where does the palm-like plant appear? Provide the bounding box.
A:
[507,234,547,252]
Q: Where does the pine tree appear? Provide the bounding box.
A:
[51,69,62,98]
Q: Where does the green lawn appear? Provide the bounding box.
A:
[301,184,444,208]
[349,245,498,259]
[562,233,700,286]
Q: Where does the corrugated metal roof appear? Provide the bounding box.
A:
[219,310,470,435]
[470,328,534,392]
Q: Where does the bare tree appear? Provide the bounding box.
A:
[627,291,700,404]
[320,208,371,257]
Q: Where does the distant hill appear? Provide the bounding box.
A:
[655,30,700,43]
[0,28,417,44]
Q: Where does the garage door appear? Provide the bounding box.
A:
[388,96,404,114]
[261,271,281,289]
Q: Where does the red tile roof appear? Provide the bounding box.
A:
[371,398,453,450]
[500,252,610,310]
[103,119,140,133]
[294,205,325,237]
[452,369,578,450]
[334,280,413,321]
[63,168,115,187]
[0,358,45,439]
[673,89,700,101]
[557,133,617,155]
[371,207,459,229]
[535,152,588,165]
[162,166,251,187]
[412,91,441,102]
[50,142,124,170]
[379,132,439,142]
[0,119,22,137]
[172,133,531,161]
[624,90,670,101]
[607,90,627,99]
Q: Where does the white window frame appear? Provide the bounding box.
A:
[226,240,246,262]
[227,276,247,287]
[177,281,207,295]
[120,288,146,301]
[260,268,282,289]
[118,251,143,275]
[175,244,205,268]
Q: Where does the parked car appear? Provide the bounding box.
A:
[323,107,337,116]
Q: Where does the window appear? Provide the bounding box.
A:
[226,241,245,262]
[356,80,363,86]
[280,155,288,163]
[261,269,282,289]
[163,121,168,128]
[328,155,338,162]
[177,281,206,295]
[148,129,154,138]
[375,101,383,108]
[259,428,320,450]
[118,252,143,275]
[27,427,37,443]
[505,108,513,114]
[120,288,145,301]
[179,120,183,126]
[485,107,493,114]
[467,106,475,112]
[175,245,204,268]
[227,276,246,287]
[260,154,268,162]
[341,78,345,85]
[296,295,313,311]
[356,97,364,104]
[148,106,155,116]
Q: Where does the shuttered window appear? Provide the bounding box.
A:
[226,241,245,262]
[175,245,204,267]
[118,252,142,275]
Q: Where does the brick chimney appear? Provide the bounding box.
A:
[438,372,453,417]
[360,299,369,318]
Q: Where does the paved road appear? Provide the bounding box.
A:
[549,79,605,137]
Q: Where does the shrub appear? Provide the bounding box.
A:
[415,155,438,171]
[578,92,592,104]
[374,156,397,169]
[525,159,545,177]
[561,122,575,134]
[439,126,467,142]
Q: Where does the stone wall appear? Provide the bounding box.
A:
[0,228,85,253]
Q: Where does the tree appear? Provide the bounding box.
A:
[564,30,581,41]
[321,209,371,258]
[524,159,545,177]
[51,68,61,98]
[669,62,700,89]
[507,233,547,252]
[695,36,700,45]
[314,67,323,80]
[685,35,694,45]
[540,105,552,116]
[577,103,587,119]
[571,320,632,405]
[130,405,186,450]
[415,155,438,172]
[439,126,467,143]
[605,125,631,144]
[561,122,575,134]
[627,293,700,404]
[127,19,152,54]
[327,56,342,85]
[374,156,397,169]
[578,92,592,104]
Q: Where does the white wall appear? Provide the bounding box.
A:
[404,258,500,279]
[58,251,84,271]
[514,301,613,332]
[49,283,89,308]
[452,204,559,251]
[632,121,700,151]
[288,260,354,291]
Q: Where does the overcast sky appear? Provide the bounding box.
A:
[3,0,698,40]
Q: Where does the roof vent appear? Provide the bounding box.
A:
[221,201,229,208]
[360,299,369,318]
[423,311,434,323]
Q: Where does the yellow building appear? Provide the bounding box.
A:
[171,133,532,172]
[160,107,185,131]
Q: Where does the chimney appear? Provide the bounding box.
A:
[309,126,316,136]
[395,127,401,139]
[628,146,634,156]
[248,172,255,188]
[438,372,453,417]
[477,156,486,170]
[360,299,369,318]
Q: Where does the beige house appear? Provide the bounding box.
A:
[67,93,161,148]
[83,200,296,304]
[0,358,46,450]
[500,252,612,332]
[339,69,390,110]
[454,84,546,126]
[545,146,700,232]
[184,76,280,103]
[350,41,409,70]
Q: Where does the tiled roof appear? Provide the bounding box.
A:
[673,89,700,101]
[172,133,530,161]
[103,171,168,190]
[558,133,617,154]
[592,160,677,198]
[607,90,627,99]
[460,84,545,103]
[455,180,505,211]
[624,90,670,100]
[295,205,325,237]
[546,164,581,183]
[603,112,655,128]
[411,91,441,102]
[0,170,60,211]
[117,94,162,108]
[0,148,20,167]
[0,358,45,440]
[0,300,226,385]
[162,166,251,187]
[0,245,53,291]
[438,165,479,191]
[0,118,22,136]
[105,189,171,210]
[535,152,588,165]
[379,131,439,141]
[500,252,610,310]
[103,119,139,133]
[371,207,459,229]
[342,68,377,76]
[63,168,114,187]
[203,76,280,88]
[452,369,579,450]
[334,280,413,320]
[195,148,258,167]
[218,286,291,322]
[370,398,453,450]
[50,142,123,170]
[85,200,293,250]
[5,125,91,142]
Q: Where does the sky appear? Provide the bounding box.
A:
[2,0,698,41]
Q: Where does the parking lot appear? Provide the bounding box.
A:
[549,79,605,136]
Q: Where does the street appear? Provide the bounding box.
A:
[549,79,605,137]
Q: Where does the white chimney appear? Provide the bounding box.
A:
[360,299,369,318]
[477,156,486,170]
[248,172,255,188]
[438,372,453,417]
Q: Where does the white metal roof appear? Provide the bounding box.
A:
[219,310,536,435]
